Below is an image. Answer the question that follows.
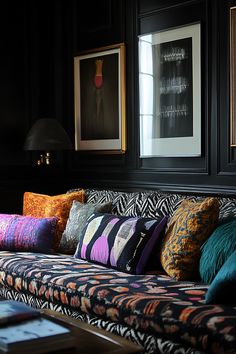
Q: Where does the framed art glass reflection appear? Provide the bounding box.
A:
[139,23,201,157]
[74,43,126,153]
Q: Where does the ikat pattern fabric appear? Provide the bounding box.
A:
[74,213,168,274]
[0,289,202,354]
[0,215,57,253]
[0,251,235,354]
[58,201,112,254]
[160,197,219,281]
[23,190,86,250]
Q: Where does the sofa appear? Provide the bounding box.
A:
[0,188,235,354]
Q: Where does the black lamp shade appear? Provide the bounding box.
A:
[24,118,73,151]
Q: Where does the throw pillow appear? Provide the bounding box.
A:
[74,212,168,274]
[199,219,236,284]
[160,197,219,281]
[23,190,86,250]
[0,214,57,253]
[58,200,112,254]
[205,250,236,304]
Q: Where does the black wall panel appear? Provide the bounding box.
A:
[73,0,125,52]
[138,0,194,14]
[0,3,28,165]
[218,0,236,175]
[137,0,208,173]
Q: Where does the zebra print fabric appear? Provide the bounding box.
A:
[84,188,236,221]
[85,189,140,216]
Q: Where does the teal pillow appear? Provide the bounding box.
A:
[199,220,236,284]
[205,250,236,304]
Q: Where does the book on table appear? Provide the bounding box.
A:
[0,300,75,354]
[0,300,40,326]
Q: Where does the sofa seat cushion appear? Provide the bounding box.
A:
[0,251,235,353]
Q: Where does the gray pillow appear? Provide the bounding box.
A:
[58,200,112,254]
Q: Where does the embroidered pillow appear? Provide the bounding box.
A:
[0,214,57,253]
[58,200,112,254]
[74,212,168,274]
[23,190,86,250]
[160,197,219,280]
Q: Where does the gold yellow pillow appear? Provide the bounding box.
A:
[23,190,86,250]
[160,197,219,280]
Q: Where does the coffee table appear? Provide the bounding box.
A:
[41,309,143,354]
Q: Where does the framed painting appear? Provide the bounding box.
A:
[230,6,236,146]
[74,43,126,153]
[139,23,201,157]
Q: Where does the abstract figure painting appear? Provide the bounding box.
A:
[74,44,126,153]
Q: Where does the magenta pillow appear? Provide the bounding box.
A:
[0,214,57,253]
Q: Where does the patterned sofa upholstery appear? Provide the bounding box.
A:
[0,188,236,354]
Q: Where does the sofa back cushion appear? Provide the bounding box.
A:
[0,214,57,253]
[85,189,140,216]
[74,212,168,274]
[67,188,236,222]
[23,190,86,250]
[160,197,219,280]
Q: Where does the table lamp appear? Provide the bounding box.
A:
[24,118,73,165]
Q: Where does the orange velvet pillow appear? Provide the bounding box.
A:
[23,191,86,250]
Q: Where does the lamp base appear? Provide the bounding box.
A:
[37,152,51,166]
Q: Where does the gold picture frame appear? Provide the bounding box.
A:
[74,43,126,154]
[230,6,236,146]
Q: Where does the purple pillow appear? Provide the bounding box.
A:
[0,214,57,253]
[74,212,168,274]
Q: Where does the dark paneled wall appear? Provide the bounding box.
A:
[0,0,235,213]
[0,1,72,212]
[69,0,236,195]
